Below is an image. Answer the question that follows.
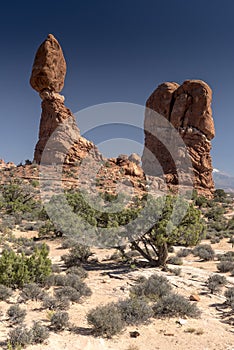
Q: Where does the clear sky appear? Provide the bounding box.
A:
[0,0,234,174]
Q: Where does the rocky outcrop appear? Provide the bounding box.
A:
[31,35,100,165]
[142,80,215,197]
[30,34,66,93]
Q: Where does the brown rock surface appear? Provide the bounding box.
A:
[142,80,215,197]
[31,35,101,165]
[30,34,66,93]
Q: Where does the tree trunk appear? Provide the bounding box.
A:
[157,242,168,267]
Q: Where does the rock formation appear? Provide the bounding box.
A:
[30,34,100,165]
[142,80,215,197]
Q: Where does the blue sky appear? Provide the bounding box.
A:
[0,0,234,174]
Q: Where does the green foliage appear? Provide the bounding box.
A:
[87,303,124,337]
[176,248,192,258]
[130,195,205,266]
[153,293,201,318]
[0,244,52,288]
[0,180,39,215]
[130,274,172,301]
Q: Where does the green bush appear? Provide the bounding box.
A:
[130,274,172,301]
[206,274,227,294]
[8,325,32,348]
[7,304,26,325]
[117,298,153,325]
[0,244,52,288]
[153,293,201,318]
[50,311,69,331]
[87,302,124,338]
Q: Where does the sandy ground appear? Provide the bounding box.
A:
[0,232,234,350]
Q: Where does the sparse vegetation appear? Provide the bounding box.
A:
[153,293,201,318]
[0,284,13,301]
[50,311,70,331]
[206,274,227,294]
[130,274,172,301]
[8,325,32,348]
[87,303,124,337]
[192,244,215,261]
[117,298,153,325]
[7,304,27,325]
[31,321,49,344]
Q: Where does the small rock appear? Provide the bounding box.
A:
[177,319,187,326]
[189,294,200,302]
[130,331,140,338]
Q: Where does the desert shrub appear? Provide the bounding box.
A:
[176,248,192,258]
[50,311,69,331]
[55,286,82,303]
[192,244,215,261]
[117,298,153,325]
[217,261,234,273]
[61,244,92,267]
[167,256,183,265]
[0,243,51,288]
[217,251,234,262]
[7,304,26,324]
[42,295,70,310]
[153,293,201,318]
[210,237,220,244]
[224,287,234,307]
[206,274,227,294]
[87,302,124,338]
[130,274,172,301]
[0,284,13,301]
[20,283,45,301]
[8,325,32,348]
[31,321,49,344]
[61,238,78,249]
[51,264,61,273]
[170,267,182,276]
[65,274,92,297]
[66,266,88,279]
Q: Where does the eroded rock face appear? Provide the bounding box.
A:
[30,34,66,93]
[31,35,101,165]
[142,80,215,197]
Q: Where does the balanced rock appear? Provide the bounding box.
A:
[31,35,100,165]
[30,34,66,93]
[142,80,215,197]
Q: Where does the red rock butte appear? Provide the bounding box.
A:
[142,80,215,197]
